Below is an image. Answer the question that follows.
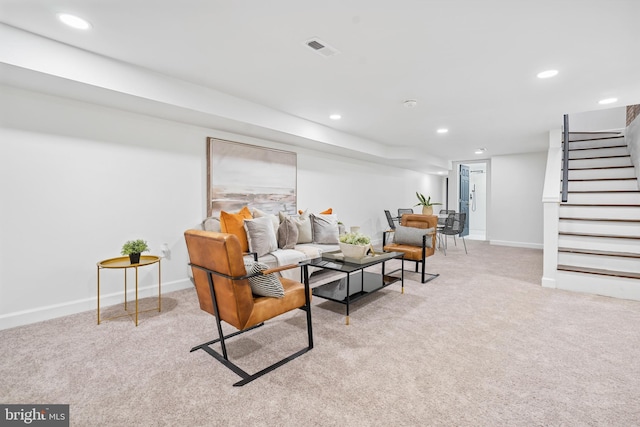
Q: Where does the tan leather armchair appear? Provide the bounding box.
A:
[184,229,313,386]
[382,214,439,283]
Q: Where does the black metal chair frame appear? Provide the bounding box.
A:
[384,210,397,231]
[397,208,414,218]
[441,213,468,255]
[383,231,439,284]
[436,210,455,249]
[189,262,313,387]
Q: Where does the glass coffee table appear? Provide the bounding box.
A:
[308,251,404,325]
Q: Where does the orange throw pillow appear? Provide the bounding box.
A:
[220,206,253,252]
[320,208,333,214]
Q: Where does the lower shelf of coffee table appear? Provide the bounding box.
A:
[312,271,400,304]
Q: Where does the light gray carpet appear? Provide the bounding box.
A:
[2,241,640,426]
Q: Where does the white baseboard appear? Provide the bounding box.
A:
[490,240,543,250]
[541,277,557,288]
[0,278,193,331]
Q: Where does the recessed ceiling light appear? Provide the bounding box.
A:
[329,114,341,120]
[598,98,618,105]
[437,128,448,134]
[475,148,486,155]
[537,69,558,79]
[58,13,92,30]
[403,100,418,108]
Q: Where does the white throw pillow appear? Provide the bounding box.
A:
[243,216,278,257]
[280,210,312,244]
[394,225,434,248]
[311,213,339,244]
[252,208,280,233]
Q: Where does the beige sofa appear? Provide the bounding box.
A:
[201,208,341,278]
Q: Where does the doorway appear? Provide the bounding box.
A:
[459,162,487,240]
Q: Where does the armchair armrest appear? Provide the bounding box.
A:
[261,264,299,275]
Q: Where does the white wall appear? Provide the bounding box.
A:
[0,85,443,329]
[627,115,640,187]
[489,151,547,248]
[570,106,626,132]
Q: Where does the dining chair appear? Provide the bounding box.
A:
[440,212,468,255]
[384,210,397,231]
[397,208,414,218]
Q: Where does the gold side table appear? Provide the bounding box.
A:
[97,255,161,326]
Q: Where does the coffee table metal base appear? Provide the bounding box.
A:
[311,255,404,325]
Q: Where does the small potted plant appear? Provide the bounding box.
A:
[121,239,150,264]
[414,192,442,216]
[338,232,371,259]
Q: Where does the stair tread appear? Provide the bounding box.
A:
[567,135,624,142]
[560,206,640,208]
[559,217,640,223]
[568,165,634,170]
[557,265,640,280]
[567,190,640,193]
[559,231,640,239]
[558,247,640,258]
[568,177,637,181]
[568,144,627,151]
[569,154,630,160]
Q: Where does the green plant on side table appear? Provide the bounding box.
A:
[414,192,442,216]
[121,239,150,264]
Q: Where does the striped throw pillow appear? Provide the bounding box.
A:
[243,260,285,298]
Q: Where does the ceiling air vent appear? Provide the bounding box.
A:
[304,37,340,58]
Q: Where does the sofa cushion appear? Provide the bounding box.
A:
[252,208,279,232]
[280,210,312,244]
[243,260,284,298]
[311,213,339,244]
[220,206,253,252]
[277,217,298,249]
[244,216,278,257]
[394,225,434,248]
[202,217,221,232]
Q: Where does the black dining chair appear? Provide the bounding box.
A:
[397,208,413,218]
[440,212,467,255]
[384,210,397,231]
[436,210,455,249]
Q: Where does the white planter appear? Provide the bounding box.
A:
[422,206,433,215]
[339,242,369,259]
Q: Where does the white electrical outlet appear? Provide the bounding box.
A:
[160,243,170,258]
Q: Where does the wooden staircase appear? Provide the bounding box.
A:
[557,132,640,291]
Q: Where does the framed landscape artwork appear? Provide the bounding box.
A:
[207,138,297,217]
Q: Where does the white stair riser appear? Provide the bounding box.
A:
[558,235,640,254]
[558,252,640,273]
[560,205,640,220]
[568,138,626,150]
[567,192,640,204]
[569,146,629,159]
[555,271,640,301]
[567,179,639,191]
[559,220,640,235]
[569,167,636,180]
[569,157,632,169]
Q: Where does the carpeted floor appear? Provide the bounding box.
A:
[1,240,639,426]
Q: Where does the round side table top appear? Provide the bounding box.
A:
[98,255,160,268]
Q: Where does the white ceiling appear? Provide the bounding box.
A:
[1,0,640,173]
